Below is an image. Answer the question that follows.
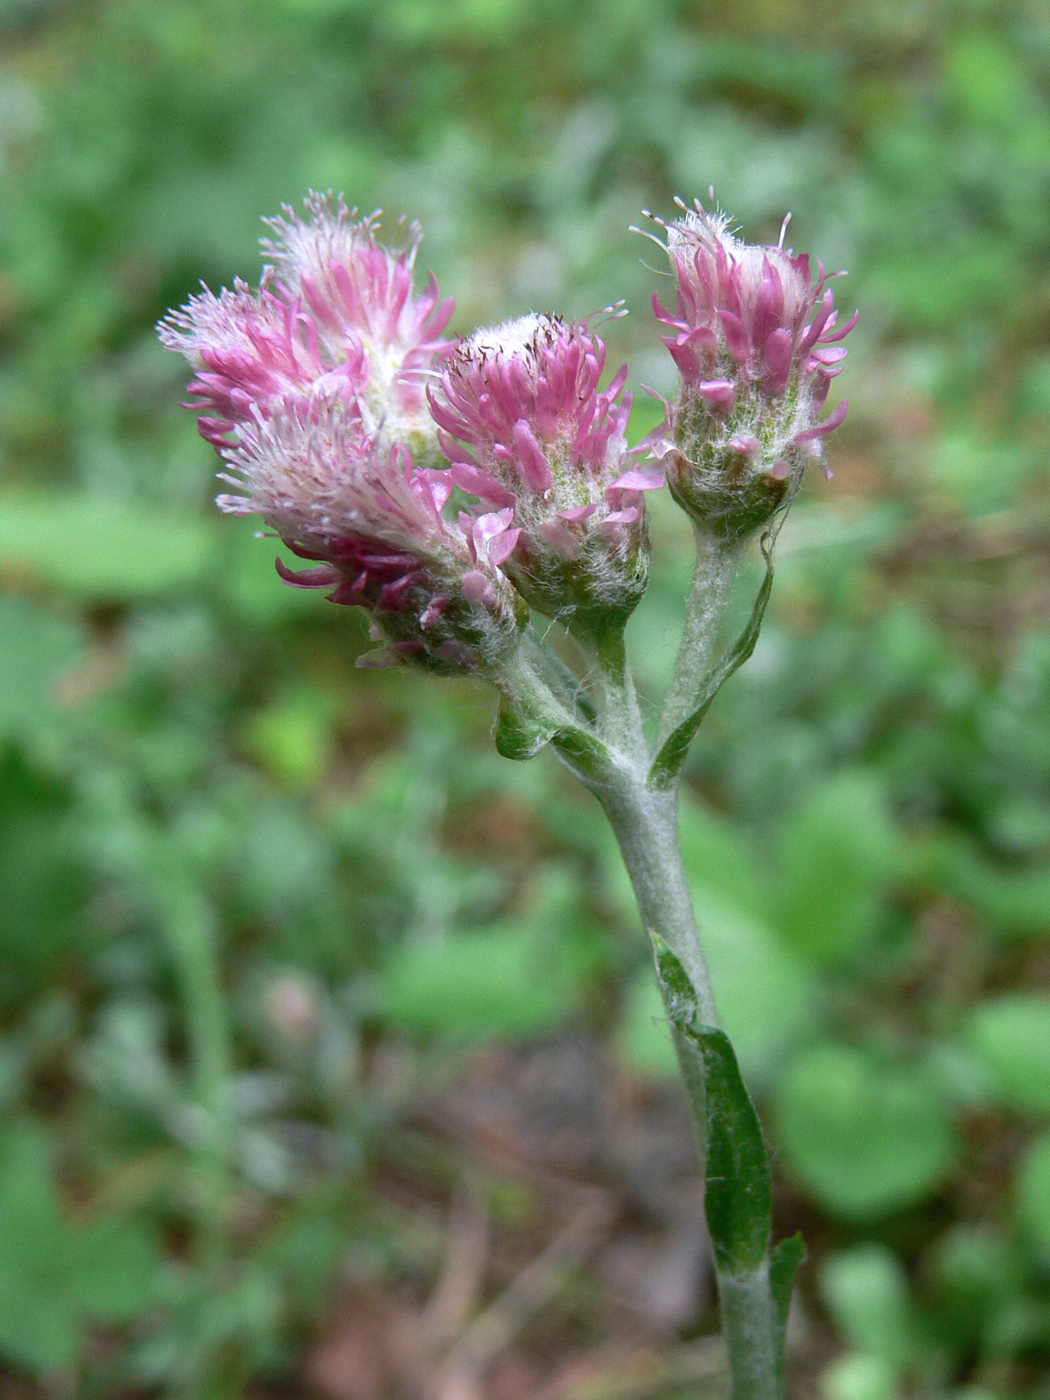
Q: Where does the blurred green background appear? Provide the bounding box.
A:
[3,0,1050,1396]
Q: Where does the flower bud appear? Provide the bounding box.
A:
[645,199,857,540]
[430,314,663,630]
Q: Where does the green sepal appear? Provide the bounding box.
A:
[548,723,616,784]
[494,696,557,761]
[648,534,775,791]
[770,1232,807,1340]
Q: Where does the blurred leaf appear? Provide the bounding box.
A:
[777,1043,957,1218]
[937,841,1050,939]
[774,771,898,964]
[381,921,579,1041]
[0,1124,161,1364]
[932,1224,1019,1335]
[241,687,337,790]
[944,30,1025,126]
[221,514,331,622]
[0,594,84,739]
[968,995,1050,1115]
[67,1215,161,1321]
[0,491,214,600]
[695,889,815,1080]
[618,971,678,1079]
[821,1246,918,1368]
[678,795,764,914]
[1017,1129,1050,1251]
[821,1353,901,1400]
[0,1273,78,1376]
[0,753,84,1000]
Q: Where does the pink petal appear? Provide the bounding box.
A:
[697,379,737,412]
[793,398,849,442]
[450,463,516,507]
[598,507,639,530]
[537,519,580,558]
[461,570,497,607]
[718,309,750,363]
[488,528,521,567]
[275,557,340,588]
[761,328,793,396]
[609,467,666,491]
[512,419,553,491]
[730,435,761,456]
[820,308,859,343]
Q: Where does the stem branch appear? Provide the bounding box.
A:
[658,527,742,748]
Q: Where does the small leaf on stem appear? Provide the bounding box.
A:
[495,697,557,760]
[651,937,775,1276]
[769,1233,807,1340]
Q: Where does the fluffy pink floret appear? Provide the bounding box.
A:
[432,314,628,478]
[649,199,856,435]
[262,193,455,412]
[216,388,520,667]
[158,193,455,451]
[428,314,659,620]
[159,279,365,447]
[430,315,661,557]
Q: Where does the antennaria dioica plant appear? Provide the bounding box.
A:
[161,190,855,1400]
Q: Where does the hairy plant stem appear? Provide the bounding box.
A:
[718,1267,786,1400]
[503,575,789,1399]
[658,526,743,748]
[588,586,785,1400]
[599,776,719,1030]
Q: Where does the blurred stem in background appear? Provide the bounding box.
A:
[160,882,233,1282]
[157,875,236,1397]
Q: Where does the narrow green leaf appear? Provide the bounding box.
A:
[649,937,774,1276]
[649,539,775,790]
[526,633,598,725]
[651,932,702,1030]
[649,935,708,1140]
[770,1233,807,1341]
[690,1025,774,1274]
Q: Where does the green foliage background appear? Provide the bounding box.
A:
[3,0,1050,1395]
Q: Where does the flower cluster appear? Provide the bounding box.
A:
[430,314,662,628]
[160,194,521,674]
[160,190,853,675]
[645,197,856,539]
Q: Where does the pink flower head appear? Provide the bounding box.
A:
[158,278,365,449]
[430,314,662,625]
[217,387,524,674]
[159,192,454,460]
[262,193,455,425]
[642,197,856,538]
